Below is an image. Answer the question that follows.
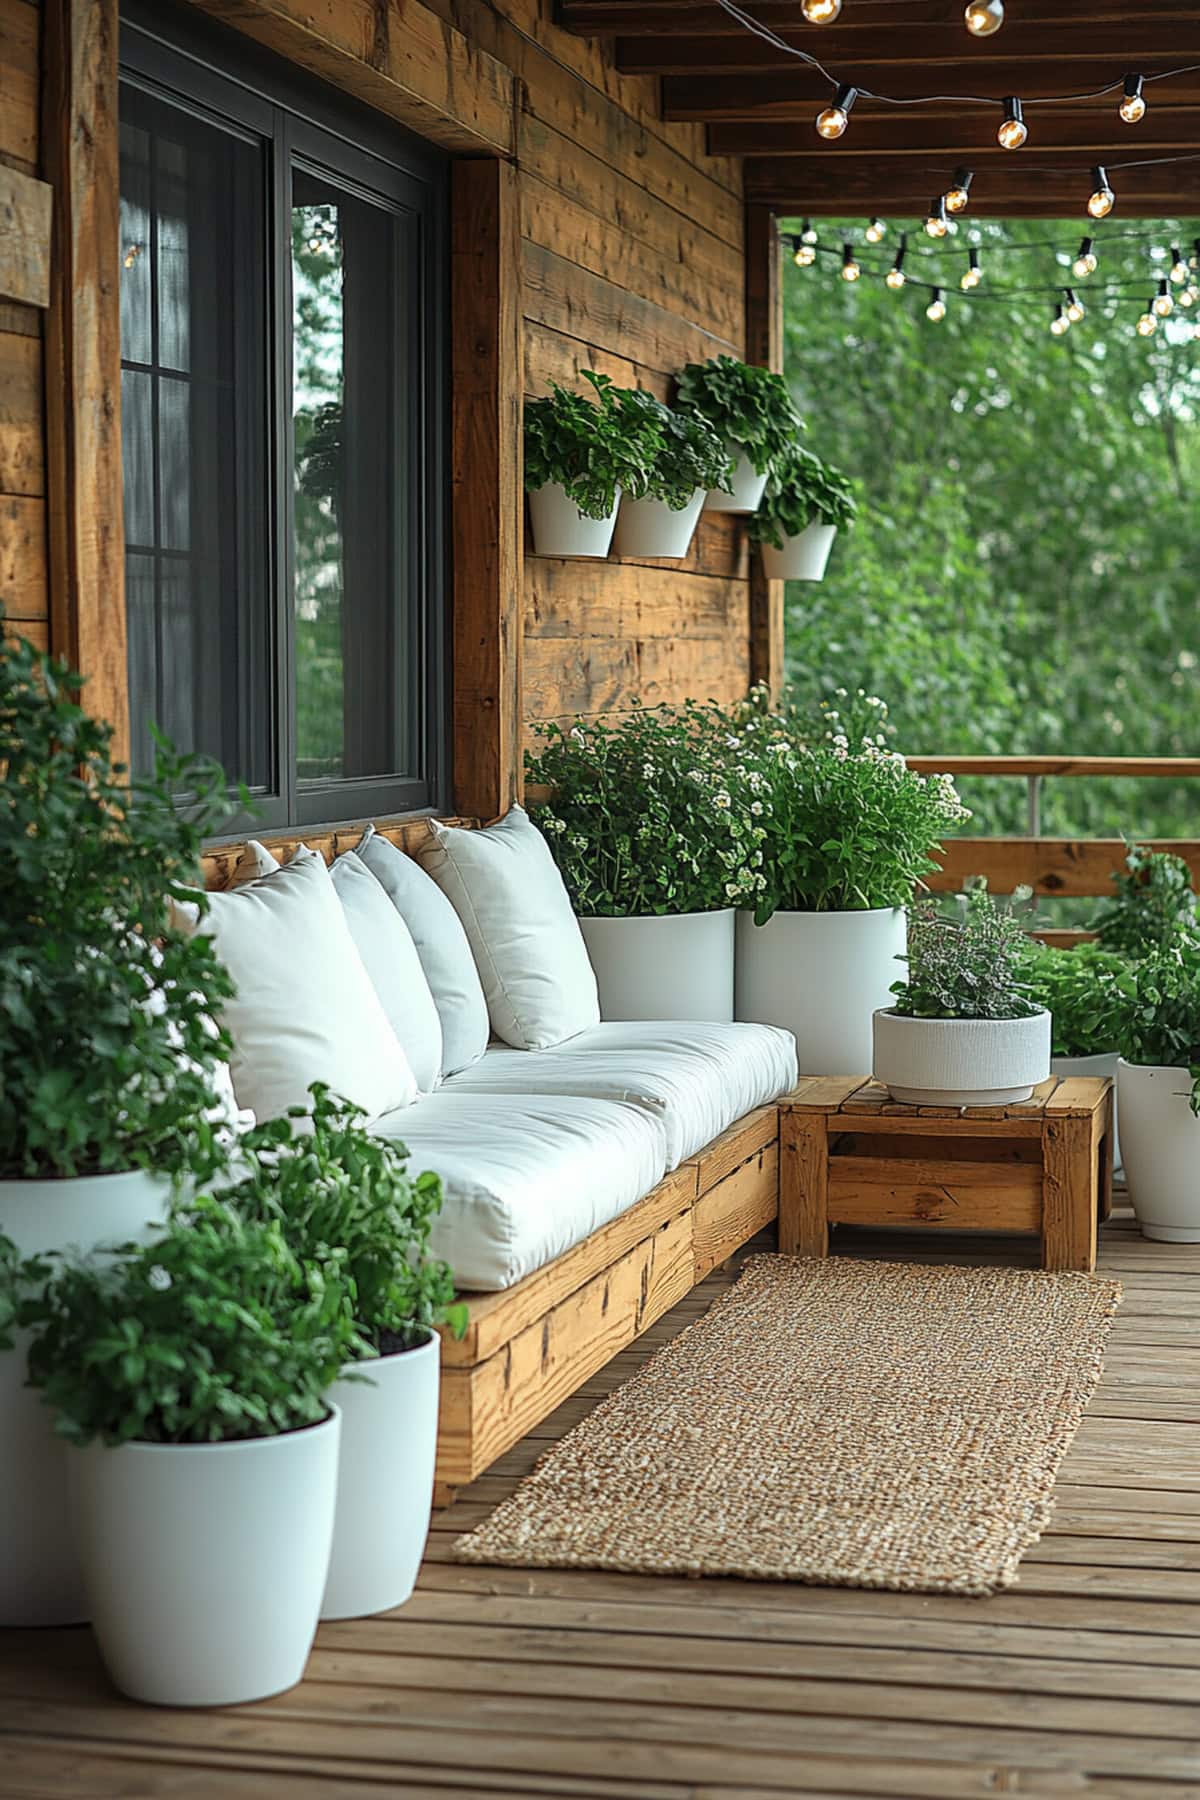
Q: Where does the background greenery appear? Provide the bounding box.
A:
[780,214,1200,851]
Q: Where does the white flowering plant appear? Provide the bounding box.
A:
[524,702,769,915]
[732,685,970,921]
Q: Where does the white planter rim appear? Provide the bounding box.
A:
[1118,1057,1195,1078]
[876,1006,1051,1027]
[750,904,906,922]
[354,1325,438,1365]
[110,1406,339,1456]
[579,906,735,923]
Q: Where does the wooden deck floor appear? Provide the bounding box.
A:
[2,1205,1198,1800]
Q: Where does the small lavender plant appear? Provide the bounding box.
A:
[891,880,1041,1022]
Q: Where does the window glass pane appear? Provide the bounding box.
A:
[119,83,272,792]
[292,169,414,787]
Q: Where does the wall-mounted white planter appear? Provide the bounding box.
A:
[705,449,768,515]
[736,907,906,1076]
[70,1408,341,1705]
[1053,1051,1122,1173]
[580,909,735,1022]
[0,1168,171,1628]
[612,487,705,559]
[527,482,619,558]
[1117,1059,1200,1242]
[760,521,837,582]
[321,1331,440,1621]
[873,1007,1051,1107]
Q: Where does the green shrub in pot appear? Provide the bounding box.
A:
[747,443,857,548]
[523,371,658,522]
[613,388,732,509]
[1017,938,1134,1059]
[1090,842,1200,956]
[675,356,800,477]
[890,883,1040,1023]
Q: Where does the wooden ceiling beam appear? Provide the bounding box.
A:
[742,157,1200,217]
[560,0,1198,36]
[708,107,1200,159]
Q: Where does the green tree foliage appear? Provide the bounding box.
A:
[781,216,1200,844]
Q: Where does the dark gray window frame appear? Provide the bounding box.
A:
[119,1,450,832]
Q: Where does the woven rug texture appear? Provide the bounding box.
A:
[453,1254,1122,1595]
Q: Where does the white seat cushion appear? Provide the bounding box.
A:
[443,1020,798,1170]
[371,1091,669,1291]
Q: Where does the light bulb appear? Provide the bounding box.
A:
[1137,308,1158,337]
[802,0,842,20]
[945,168,974,214]
[997,97,1027,150]
[965,0,1004,36]
[800,218,819,245]
[1153,279,1173,317]
[1073,237,1097,279]
[925,196,949,239]
[841,243,861,282]
[1065,289,1085,323]
[926,289,946,322]
[865,217,886,244]
[1119,74,1146,123]
[1180,285,1199,309]
[1087,167,1115,218]
[816,84,857,140]
[122,243,142,269]
[1170,246,1189,284]
[793,241,816,267]
[885,267,906,290]
[1050,304,1070,337]
[960,250,982,291]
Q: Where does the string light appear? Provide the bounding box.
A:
[1179,282,1198,309]
[800,219,819,246]
[123,244,143,269]
[925,196,950,239]
[1065,288,1085,322]
[1152,277,1173,317]
[816,83,857,139]
[965,0,1004,36]
[801,0,842,20]
[1073,237,1098,279]
[960,248,982,290]
[997,97,1027,150]
[865,217,887,243]
[793,238,816,267]
[945,168,975,214]
[1087,167,1115,219]
[1170,245,1189,283]
[926,288,947,322]
[1136,299,1158,337]
[885,235,908,289]
[1119,74,1146,124]
[1049,302,1070,336]
[841,242,861,281]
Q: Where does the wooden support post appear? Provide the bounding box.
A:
[42,0,128,764]
[1041,1113,1098,1272]
[744,203,783,699]
[450,159,523,822]
[779,1109,829,1257]
[1095,1086,1114,1225]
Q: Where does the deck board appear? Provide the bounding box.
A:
[2,1205,1198,1797]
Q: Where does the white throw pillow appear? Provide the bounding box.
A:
[240,841,444,1093]
[355,825,490,1079]
[417,806,600,1051]
[173,852,417,1122]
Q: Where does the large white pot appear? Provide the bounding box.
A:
[0,1169,171,1627]
[70,1407,341,1705]
[321,1331,439,1621]
[873,1007,1052,1106]
[761,522,837,582]
[705,449,768,515]
[1053,1052,1122,1173]
[612,488,705,559]
[527,482,619,558]
[736,907,906,1076]
[1117,1060,1200,1242]
[580,910,735,1022]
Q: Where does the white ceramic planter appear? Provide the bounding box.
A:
[760,521,837,582]
[1053,1052,1122,1173]
[321,1332,440,1620]
[1117,1060,1200,1242]
[873,1008,1052,1106]
[580,910,735,1022]
[70,1408,341,1705]
[736,907,906,1076]
[612,488,705,559]
[705,449,768,515]
[527,482,619,558]
[0,1169,171,1628]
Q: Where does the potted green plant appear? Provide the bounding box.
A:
[675,355,801,515]
[1090,843,1200,954]
[19,1198,360,1704]
[226,1085,463,1621]
[523,371,658,558]
[1102,943,1200,1242]
[0,629,237,1628]
[525,701,768,1020]
[873,883,1051,1106]
[610,389,732,558]
[748,443,857,582]
[734,688,970,1074]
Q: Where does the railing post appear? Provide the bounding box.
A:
[1026,774,1043,839]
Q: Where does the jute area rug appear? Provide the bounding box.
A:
[454,1254,1122,1596]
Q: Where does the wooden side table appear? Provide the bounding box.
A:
[779,1076,1114,1274]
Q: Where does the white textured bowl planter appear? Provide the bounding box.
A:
[873,1008,1052,1107]
[1053,1052,1122,1173]
[1117,1060,1200,1242]
[612,488,705,559]
[760,522,837,582]
[705,449,768,515]
[0,1169,170,1628]
[736,907,906,1075]
[580,910,735,1022]
[70,1408,341,1705]
[321,1332,440,1621]
[527,482,619,558]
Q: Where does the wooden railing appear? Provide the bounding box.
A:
[908,756,1200,946]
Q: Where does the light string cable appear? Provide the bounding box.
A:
[789,238,1200,306]
[832,223,1200,259]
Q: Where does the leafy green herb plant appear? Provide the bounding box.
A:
[1017,939,1135,1057]
[613,389,733,509]
[748,443,857,548]
[1090,843,1200,956]
[1103,941,1200,1112]
[891,881,1042,1022]
[675,356,801,478]
[523,372,658,520]
[0,629,239,1181]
